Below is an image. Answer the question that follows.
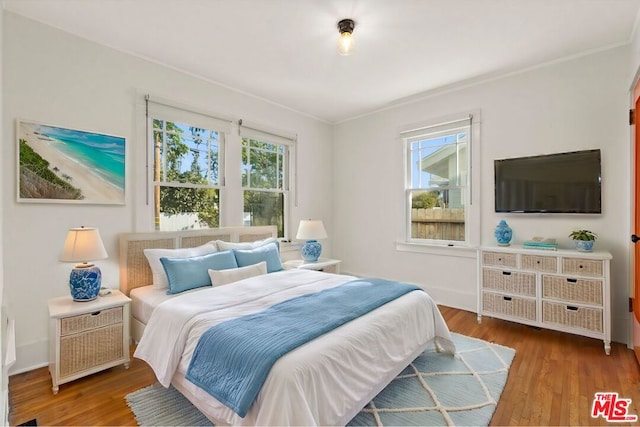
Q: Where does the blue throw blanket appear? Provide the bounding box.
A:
[185,278,421,417]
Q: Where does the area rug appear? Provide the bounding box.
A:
[125,333,515,426]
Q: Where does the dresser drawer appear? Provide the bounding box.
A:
[482,268,536,296]
[562,258,603,277]
[482,251,517,268]
[542,275,603,305]
[521,254,557,272]
[59,324,124,378]
[60,307,123,336]
[542,301,603,333]
[483,292,536,321]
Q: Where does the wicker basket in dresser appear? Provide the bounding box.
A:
[48,291,131,394]
[479,246,612,355]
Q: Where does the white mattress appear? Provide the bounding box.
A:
[134,269,455,426]
[129,284,203,324]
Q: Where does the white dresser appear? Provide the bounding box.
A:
[478,245,612,354]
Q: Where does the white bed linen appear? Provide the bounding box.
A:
[129,285,171,324]
[129,285,212,348]
[134,269,455,426]
[130,284,212,324]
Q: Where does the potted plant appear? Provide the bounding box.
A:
[568,229,597,252]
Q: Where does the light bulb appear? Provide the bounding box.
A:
[338,31,354,56]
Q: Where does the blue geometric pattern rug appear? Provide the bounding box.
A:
[125,333,515,426]
[348,333,516,426]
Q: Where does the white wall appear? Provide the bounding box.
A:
[630,19,640,84]
[333,46,632,345]
[0,5,7,424]
[2,12,334,373]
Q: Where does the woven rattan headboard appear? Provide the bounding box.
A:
[118,226,277,295]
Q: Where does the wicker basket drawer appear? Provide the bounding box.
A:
[542,301,603,333]
[483,292,536,321]
[60,307,123,336]
[562,258,603,277]
[482,268,536,296]
[59,324,124,378]
[542,275,603,305]
[482,251,517,268]
[521,255,557,272]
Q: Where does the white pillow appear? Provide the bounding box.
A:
[144,243,217,289]
[208,261,268,287]
[216,237,278,251]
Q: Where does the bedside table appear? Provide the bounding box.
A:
[283,258,342,274]
[48,290,131,394]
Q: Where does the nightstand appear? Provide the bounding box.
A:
[283,258,342,274]
[48,290,131,394]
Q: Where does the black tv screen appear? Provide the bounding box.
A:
[494,149,601,214]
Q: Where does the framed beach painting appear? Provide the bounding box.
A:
[17,120,125,204]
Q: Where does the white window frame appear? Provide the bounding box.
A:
[144,96,232,231]
[398,111,481,254]
[239,122,296,238]
[134,95,297,235]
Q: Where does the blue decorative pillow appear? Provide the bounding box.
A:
[160,250,238,294]
[233,242,283,273]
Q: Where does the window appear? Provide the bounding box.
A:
[241,136,289,237]
[143,97,295,235]
[147,99,230,231]
[403,116,472,244]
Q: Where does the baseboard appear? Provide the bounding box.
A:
[341,269,476,312]
[421,286,476,312]
[8,340,48,376]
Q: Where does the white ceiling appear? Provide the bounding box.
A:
[4,0,640,123]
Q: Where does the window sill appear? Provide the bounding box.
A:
[395,241,478,258]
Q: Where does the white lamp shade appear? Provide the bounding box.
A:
[60,227,108,264]
[296,220,328,240]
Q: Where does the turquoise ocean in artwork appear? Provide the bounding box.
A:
[37,125,125,190]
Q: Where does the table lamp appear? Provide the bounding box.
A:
[60,226,108,301]
[296,220,328,262]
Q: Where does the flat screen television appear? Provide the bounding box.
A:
[494,149,601,214]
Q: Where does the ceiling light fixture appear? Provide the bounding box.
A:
[337,19,356,56]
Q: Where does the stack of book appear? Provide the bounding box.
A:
[523,237,557,250]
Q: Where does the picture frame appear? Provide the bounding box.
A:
[17,120,125,205]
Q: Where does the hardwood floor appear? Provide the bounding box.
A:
[8,348,155,426]
[8,306,640,426]
[441,306,640,426]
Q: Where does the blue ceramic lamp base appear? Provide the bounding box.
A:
[301,240,322,262]
[69,264,102,302]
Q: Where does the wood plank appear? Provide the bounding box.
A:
[443,307,640,426]
[8,306,640,426]
[9,347,155,427]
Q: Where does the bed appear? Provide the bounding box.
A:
[119,226,455,426]
[119,226,279,343]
